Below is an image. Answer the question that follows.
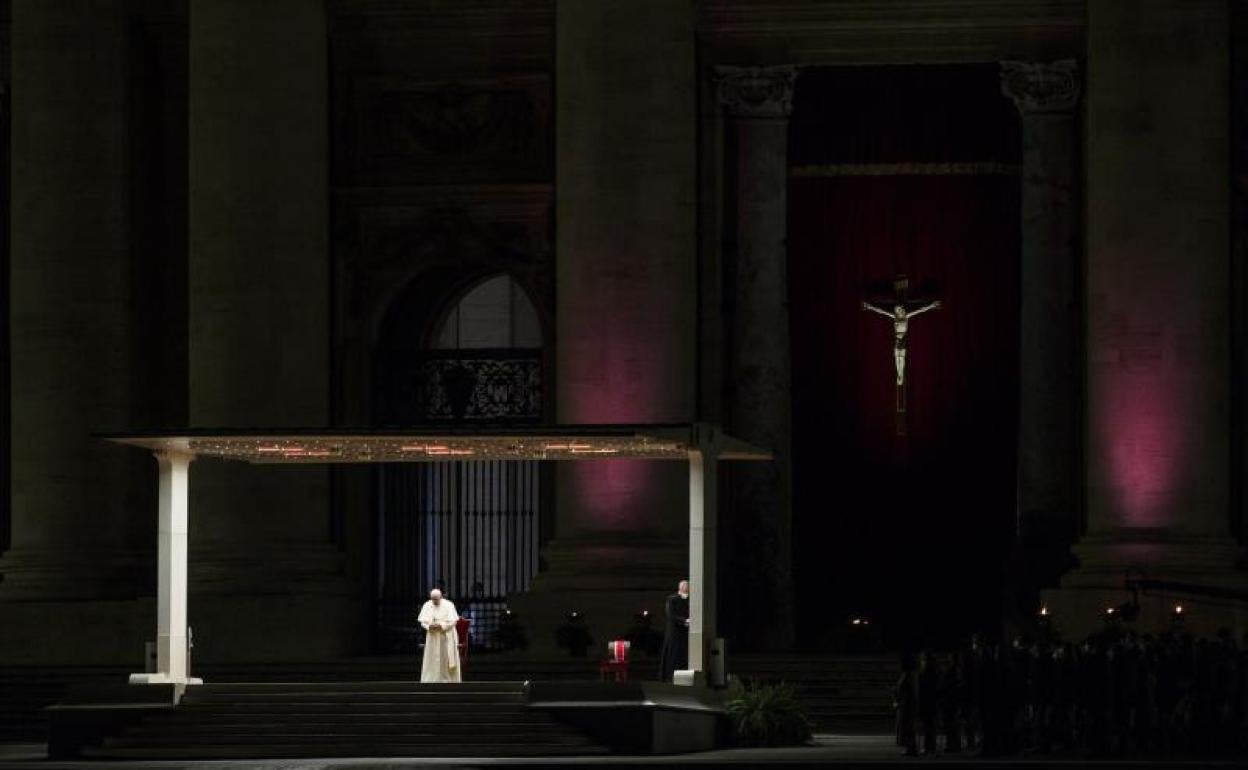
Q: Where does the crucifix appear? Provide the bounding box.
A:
[862,276,941,435]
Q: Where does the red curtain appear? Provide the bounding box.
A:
[787,66,1021,648]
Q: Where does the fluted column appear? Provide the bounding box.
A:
[188,0,353,660]
[550,0,695,559]
[714,66,796,650]
[1046,0,1244,637]
[0,0,150,602]
[1000,60,1081,569]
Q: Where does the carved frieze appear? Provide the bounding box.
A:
[345,76,551,184]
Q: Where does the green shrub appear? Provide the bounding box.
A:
[725,679,814,748]
[495,610,528,651]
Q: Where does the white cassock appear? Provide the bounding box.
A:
[418,599,461,683]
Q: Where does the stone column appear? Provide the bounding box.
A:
[714,66,797,650]
[0,0,154,662]
[1046,0,1245,637]
[1,0,147,591]
[1232,0,1248,546]
[511,0,697,649]
[188,0,354,661]
[1000,61,1081,572]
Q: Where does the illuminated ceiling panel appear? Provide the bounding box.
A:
[101,425,771,464]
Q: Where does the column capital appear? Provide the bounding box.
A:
[1000,59,1080,115]
[714,65,798,119]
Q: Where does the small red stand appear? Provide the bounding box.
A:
[598,639,630,682]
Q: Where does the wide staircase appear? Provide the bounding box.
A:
[1,654,896,750]
[83,681,606,760]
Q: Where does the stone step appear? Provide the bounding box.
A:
[184,691,528,705]
[155,711,556,725]
[92,679,607,759]
[124,720,575,735]
[106,730,597,747]
[177,703,537,716]
[85,742,611,759]
[190,680,525,692]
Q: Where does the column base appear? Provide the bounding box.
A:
[508,537,685,655]
[190,542,345,594]
[0,547,151,600]
[188,591,363,663]
[1042,531,1248,639]
[507,588,672,656]
[0,598,153,664]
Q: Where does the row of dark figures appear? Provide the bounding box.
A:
[894,628,1248,757]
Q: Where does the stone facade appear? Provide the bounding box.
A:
[0,0,1245,667]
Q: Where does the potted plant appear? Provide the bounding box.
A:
[725,679,814,748]
[623,609,663,657]
[496,609,529,651]
[555,611,593,657]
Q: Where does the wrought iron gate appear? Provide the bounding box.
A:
[376,459,541,652]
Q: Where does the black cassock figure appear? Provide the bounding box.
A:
[659,585,689,682]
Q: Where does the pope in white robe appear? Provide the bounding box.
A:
[418,589,462,683]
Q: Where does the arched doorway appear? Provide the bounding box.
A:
[372,273,545,652]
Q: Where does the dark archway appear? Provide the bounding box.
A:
[371,271,547,652]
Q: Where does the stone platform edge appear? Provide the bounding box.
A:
[525,681,727,754]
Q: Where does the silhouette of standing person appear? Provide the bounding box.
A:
[658,579,690,682]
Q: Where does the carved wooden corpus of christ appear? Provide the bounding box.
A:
[862,276,941,435]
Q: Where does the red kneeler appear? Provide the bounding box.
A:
[456,617,471,663]
[599,640,630,682]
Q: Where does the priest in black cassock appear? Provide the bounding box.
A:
[659,579,690,682]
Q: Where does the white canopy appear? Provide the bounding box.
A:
[105,423,769,689]
[104,424,771,463]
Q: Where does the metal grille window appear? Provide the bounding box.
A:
[376,461,539,652]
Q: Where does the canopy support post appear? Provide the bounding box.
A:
[677,428,718,686]
[130,450,200,686]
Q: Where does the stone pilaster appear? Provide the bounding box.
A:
[715,65,796,650]
[510,0,697,651]
[1000,60,1081,573]
[187,0,354,661]
[1045,1,1246,638]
